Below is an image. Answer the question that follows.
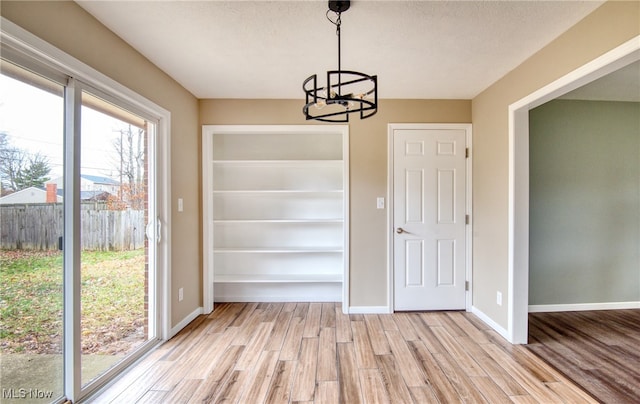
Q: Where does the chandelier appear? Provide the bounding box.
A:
[303,0,378,122]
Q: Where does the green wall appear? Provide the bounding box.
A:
[529,99,640,305]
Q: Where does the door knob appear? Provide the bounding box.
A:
[396,227,405,234]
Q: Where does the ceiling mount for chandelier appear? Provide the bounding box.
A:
[302,0,378,122]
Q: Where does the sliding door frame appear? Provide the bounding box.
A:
[1,17,172,402]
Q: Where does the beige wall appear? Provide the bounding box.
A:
[471,0,640,328]
[1,1,201,327]
[200,99,471,306]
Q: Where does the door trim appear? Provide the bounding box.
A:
[507,36,639,344]
[387,123,473,313]
[202,124,350,314]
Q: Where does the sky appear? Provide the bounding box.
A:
[0,73,132,181]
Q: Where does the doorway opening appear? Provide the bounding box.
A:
[507,36,640,344]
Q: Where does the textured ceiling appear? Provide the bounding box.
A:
[76,1,606,100]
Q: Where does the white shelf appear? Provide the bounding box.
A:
[214,273,342,283]
[212,160,343,165]
[212,163,343,192]
[213,247,343,253]
[211,131,343,161]
[211,190,343,194]
[212,191,344,221]
[213,219,343,223]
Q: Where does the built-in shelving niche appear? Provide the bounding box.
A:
[202,125,349,303]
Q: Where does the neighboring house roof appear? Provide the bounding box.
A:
[79,174,120,185]
[0,187,111,204]
[55,189,113,201]
[0,187,63,204]
[46,174,120,186]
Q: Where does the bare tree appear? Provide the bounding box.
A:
[0,132,22,194]
[111,125,145,209]
[0,132,51,194]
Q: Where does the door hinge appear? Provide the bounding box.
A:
[465,214,470,225]
[465,147,470,158]
[465,281,469,291]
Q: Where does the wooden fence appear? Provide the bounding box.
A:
[0,203,146,251]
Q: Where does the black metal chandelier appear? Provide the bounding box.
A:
[303,0,378,122]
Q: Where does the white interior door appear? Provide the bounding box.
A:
[393,127,467,311]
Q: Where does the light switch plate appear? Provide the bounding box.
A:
[178,198,183,212]
[377,197,385,209]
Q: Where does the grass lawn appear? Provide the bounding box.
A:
[0,249,146,355]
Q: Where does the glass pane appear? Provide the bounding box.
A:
[0,65,64,403]
[79,91,155,386]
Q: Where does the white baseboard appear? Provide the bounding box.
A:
[528,301,640,313]
[169,307,203,339]
[470,306,510,341]
[348,306,392,314]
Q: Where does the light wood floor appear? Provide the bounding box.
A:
[91,303,595,403]
[527,309,640,403]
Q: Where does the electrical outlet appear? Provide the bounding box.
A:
[496,291,502,306]
[179,288,184,302]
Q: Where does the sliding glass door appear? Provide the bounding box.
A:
[1,42,165,403]
[79,90,158,388]
[0,62,65,404]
